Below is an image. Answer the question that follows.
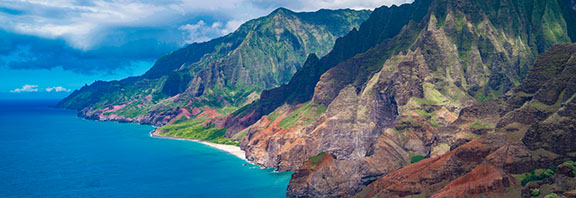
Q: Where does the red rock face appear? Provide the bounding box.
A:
[243,31,575,198]
[240,105,312,171]
[357,137,499,198]
[79,97,226,127]
[251,2,575,196]
[566,189,576,198]
[166,108,192,125]
[356,44,576,198]
[432,164,514,198]
[205,4,575,198]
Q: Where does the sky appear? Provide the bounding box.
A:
[0,0,412,99]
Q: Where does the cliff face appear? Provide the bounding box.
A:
[225,0,576,197]
[221,0,432,134]
[358,43,576,198]
[57,0,576,197]
[57,8,371,126]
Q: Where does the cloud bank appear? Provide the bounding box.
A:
[0,0,412,75]
[46,86,71,92]
[10,84,39,93]
[10,84,71,93]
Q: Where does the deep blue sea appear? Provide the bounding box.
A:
[0,100,291,198]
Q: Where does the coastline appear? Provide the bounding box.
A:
[150,130,248,162]
[71,109,250,163]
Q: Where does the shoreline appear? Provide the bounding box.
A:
[71,111,251,163]
[150,130,248,162]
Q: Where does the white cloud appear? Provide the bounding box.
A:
[179,20,244,44]
[302,0,413,11]
[175,0,412,44]
[0,0,412,50]
[0,0,180,50]
[247,0,412,11]
[9,84,71,93]
[10,84,39,93]
[178,21,213,43]
[46,86,71,92]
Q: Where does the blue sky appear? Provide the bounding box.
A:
[0,0,412,99]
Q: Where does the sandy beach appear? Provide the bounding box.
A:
[150,130,247,161]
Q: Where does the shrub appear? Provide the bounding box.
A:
[530,188,540,196]
[544,193,559,198]
[310,152,327,166]
[521,166,557,186]
[278,102,327,129]
[541,168,556,178]
[410,155,426,164]
[563,161,576,168]
[562,161,576,175]
[468,121,494,129]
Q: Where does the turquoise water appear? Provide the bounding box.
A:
[0,100,291,198]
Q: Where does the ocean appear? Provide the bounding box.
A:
[0,100,291,198]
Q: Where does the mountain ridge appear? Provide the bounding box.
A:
[357,43,576,198]
[215,0,576,197]
[57,0,576,197]
[57,8,371,126]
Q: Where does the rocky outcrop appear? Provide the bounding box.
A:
[356,44,576,197]
[80,104,208,126]
[57,0,576,197]
[223,0,433,137]
[520,162,576,198]
[58,8,371,125]
[356,137,504,197]
[233,0,575,197]
[432,164,514,198]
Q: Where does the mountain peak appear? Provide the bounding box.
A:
[271,7,294,14]
[58,7,371,123]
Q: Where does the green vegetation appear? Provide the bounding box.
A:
[230,1,431,129]
[530,188,540,196]
[562,161,576,175]
[392,128,403,136]
[544,193,559,198]
[231,129,249,141]
[411,84,449,106]
[526,101,557,112]
[428,119,442,129]
[116,101,152,118]
[468,121,494,130]
[410,154,426,164]
[523,166,576,198]
[403,82,468,130]
[58,8,370,123]
[310,152,327,166]
[564,160,576,168]
[266,109,282,122]
[521,166,558,186]
[278,102,327,129]
[209,86,259,107]
[415,109,433,117]
[159,119,239,146]
[216,106,240,115]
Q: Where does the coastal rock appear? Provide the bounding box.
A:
[233,1,576,197]
[356,44,576,197]
[58,8,371,127]
[56,0,576,197]
[431,164,514,198]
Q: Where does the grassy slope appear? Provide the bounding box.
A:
[158,119,239,146]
